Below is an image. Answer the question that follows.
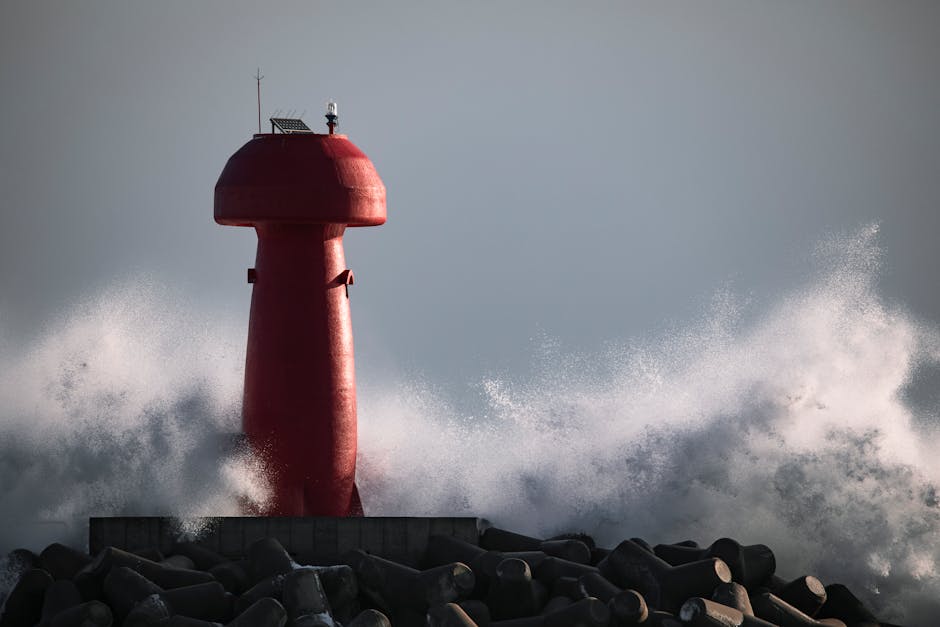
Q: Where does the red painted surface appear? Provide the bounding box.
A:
[215,133,385,516]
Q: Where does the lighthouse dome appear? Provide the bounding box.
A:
[214,133,386,227]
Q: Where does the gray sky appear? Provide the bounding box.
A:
[1,1,939,395]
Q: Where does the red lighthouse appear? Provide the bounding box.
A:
[214,106,385,516]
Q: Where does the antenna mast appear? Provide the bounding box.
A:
[254,69,264,133]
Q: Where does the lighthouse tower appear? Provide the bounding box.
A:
[214,105,385,516]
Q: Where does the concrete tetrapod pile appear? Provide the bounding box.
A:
[0,526,902,627]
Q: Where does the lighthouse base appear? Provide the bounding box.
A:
[89,516,481,567]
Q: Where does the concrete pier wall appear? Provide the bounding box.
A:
[88,517,483,567]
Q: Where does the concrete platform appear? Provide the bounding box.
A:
[89,517,483,567]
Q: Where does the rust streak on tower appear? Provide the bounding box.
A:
[214,104,385,516]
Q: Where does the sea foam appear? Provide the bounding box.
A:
[1,225,937,623]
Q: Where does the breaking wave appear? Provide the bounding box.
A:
[0,279,270,554]
[357,224,940,624]
[1,225,937,623]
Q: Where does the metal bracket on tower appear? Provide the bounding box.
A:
[337,269,354,298]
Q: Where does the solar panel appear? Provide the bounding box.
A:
[270,118,313,134]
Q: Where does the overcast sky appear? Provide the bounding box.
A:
[1,1,939,397]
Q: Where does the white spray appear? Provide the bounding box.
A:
[357,224,940,624]
[0,225,936,624]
